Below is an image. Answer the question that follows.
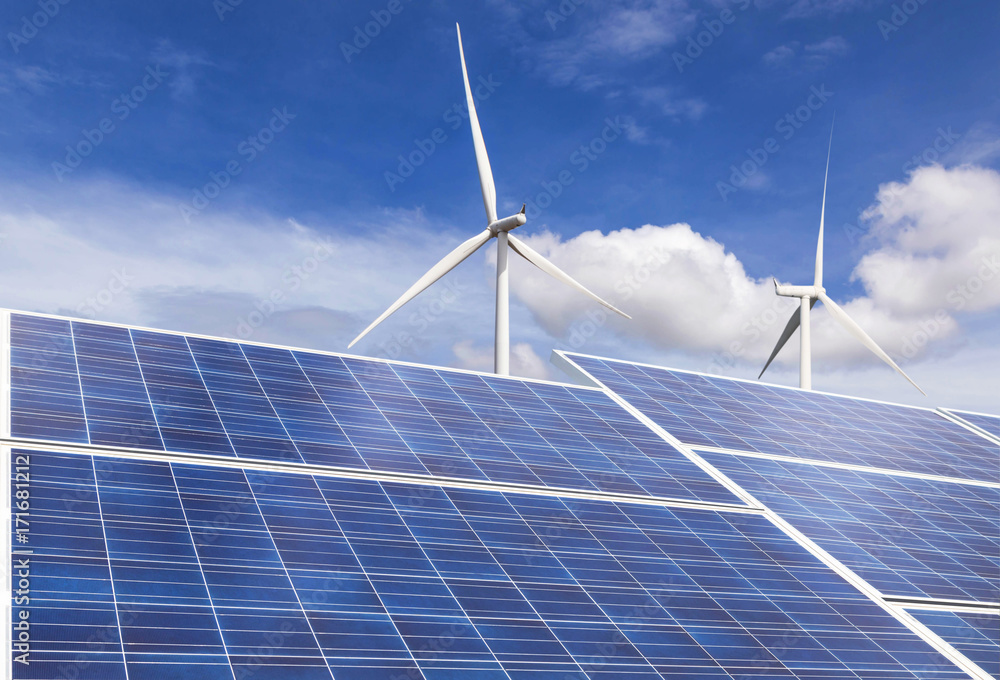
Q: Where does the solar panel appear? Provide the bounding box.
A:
[910,609,1000,679]
[9,314,740,507]
[698,450,1000,604]
[13,447,978,680]
[942,408,1000,441]
[558,352,1000,484]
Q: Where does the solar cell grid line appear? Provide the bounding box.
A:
[292,351,433,477]
[311,477,536,679]
[697,450,1000,606]
[12,448,989,680]
[556,351,1000,484]
[186,336,305,464]
[243,345,369,471]
[2,311,11,439]
[337,480,675,678]
[243,472,429,680]
[170,463,338,679]
[6,312,747,507]
[8,314,89,444]
[71,322,163,452]
[908,609,1000,679]
[488,494,733,678]
[219,464,340,679]
[99,458,235,679]
[12,450,128,679]
[130,330,237,458]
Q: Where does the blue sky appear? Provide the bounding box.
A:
[1,0,998,410]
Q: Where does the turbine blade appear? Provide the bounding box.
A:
[456,24,498,225]
[507,233,631,319]
[758,302,815,380]
[818,292,926,396]
[348,229,493,348]
[815,116,835,289]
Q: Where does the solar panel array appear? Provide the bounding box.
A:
[7,315,999,680]
[561,353,1000,484]
[910,610,1000,679]
[14,448,978,680]
[557,351,1000,678]
[697,451,1000,603]
[10,315,739,506]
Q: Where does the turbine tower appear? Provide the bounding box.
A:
[758,123,925,395]
[349,24,630,375]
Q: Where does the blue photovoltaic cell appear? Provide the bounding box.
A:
[8,315,740,506]
[12,448,974,680]
[699,451,1000,604]
[563,353,1000,484]
[910,609,1000,678]
[72,323,164,451]
[947,409,1000,440]
[9,315,88,444]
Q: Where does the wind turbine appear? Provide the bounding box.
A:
[758,123,925,395]
[349,24,630,375]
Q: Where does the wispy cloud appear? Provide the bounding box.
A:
[530,0,697,90]
[0,62,65,94]
[151,39,214,100]
[762,0,885,19]
[632,85,708,121]
[762,36,850,69]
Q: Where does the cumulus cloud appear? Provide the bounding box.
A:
[507,162,1000,381]
[510,223,785,352]
[855,164,1000,316]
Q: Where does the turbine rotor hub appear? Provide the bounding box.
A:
[489,205,527,236]
[775,283,821,299]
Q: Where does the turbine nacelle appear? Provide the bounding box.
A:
[774,281,824,299]
[489,205,526,235]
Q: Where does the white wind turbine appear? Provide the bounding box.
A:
[758,123,925,395]
[349,24,630,375]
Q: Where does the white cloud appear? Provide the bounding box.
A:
[0,176,497,359]
[510,223,783,352]
[505,162,1000,403]
[151,40,214,100]
[0,63,63,94]
[531,0,697,90]
[2,161,997,411]
[942,123,1000,167]
[855,164,1000,316]
[632,86,708,122]
[766,0,883,19]
[762,43,798,67]
[762,36,849,69]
